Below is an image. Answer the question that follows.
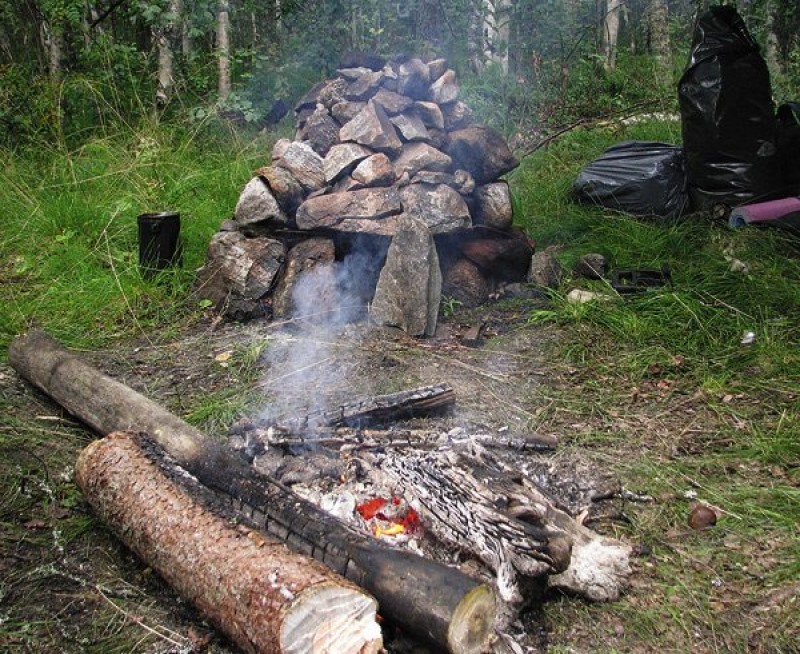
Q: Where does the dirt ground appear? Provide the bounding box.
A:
[1,298,798,653]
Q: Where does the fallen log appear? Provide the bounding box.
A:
[76,431,382,654]
[9,330,495,654]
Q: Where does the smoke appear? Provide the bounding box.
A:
[257,239,388,430]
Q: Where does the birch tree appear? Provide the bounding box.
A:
[647,0,671,84]
[217,0,231,102]
[601,0,623,71]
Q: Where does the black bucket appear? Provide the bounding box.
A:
[138,212,182,276]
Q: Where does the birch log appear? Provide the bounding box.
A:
[76,431,382,654]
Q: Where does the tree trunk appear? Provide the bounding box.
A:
[8,330,496,654]
[217,0,231,102]
[77,431,382,654]
[42,19,64,81]
[765,0,782,76]
[648,0,672,84]
[602,0,623,71]
[482,0,511,74]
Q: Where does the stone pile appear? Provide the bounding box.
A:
[196,54,533,336]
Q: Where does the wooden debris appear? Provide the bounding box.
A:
[76,431,382,654]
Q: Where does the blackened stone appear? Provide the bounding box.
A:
[447,125,518,185]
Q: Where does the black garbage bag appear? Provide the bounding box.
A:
[678,5,779,210]
[777,102,800,188]
[572,141,689,221]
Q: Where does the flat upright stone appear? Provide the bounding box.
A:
[473,182,513,229]
[528,248,562,288]
[371,88,413,115]
[256,166,304,215]
[323,143,373,184]
[390,113,430,142]
[339,100,402,155]
[447,125,518,185]
[370,215,441,336]
[195,232,285,319]
[428,58,448,82]
[342,68,384,101]
[442,101,474,131]
[413,101,444,130]
[300,105,340,156]
[393,142,452,178]
[399,183,471,234]
[331,100,366,125]
[397,58,431,100]
[234,177,288,227]
[295,187,403,230]
[352,153,396,187]
[272,237,337,319]
[429,69,459,104]
[275,141,325,192]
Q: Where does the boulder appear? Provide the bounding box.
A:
[352,153,396,187]
[393,142,452,178]
[272,238,337,319]
[323,143,373,184]
[372,88,414,116]
[275,141,325,192]
[390,113,430,142]
[256,166,304,215]
[399,183,471,234]
[428,69,459,105]
[442,101,474,131]
[296,188,403,230]
[370,215,441,336]
[441,258,489,308]
[397,58,430,100]
[234,177,288,227]
[447,125,519,184]
[339,101,402,155]
[473,182,513,230]
[413,101,445,130]
[195,232,285,319]
[300,105,340,156]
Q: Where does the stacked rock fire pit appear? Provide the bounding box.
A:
[196,55,533,335]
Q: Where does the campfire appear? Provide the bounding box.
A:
[195,54,533,335]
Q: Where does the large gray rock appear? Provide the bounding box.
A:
[256,166,304,215]
[413,101,444,130]
[195,232,285,319]
[370,215,441,336]
[339,101,402,155]
[399,183,471,234]
[323,142,373,184]
[331,100,366,125]
[300,105,340,156]
[473,182,513,229]
[397,58,431,100]
[428,69,459,105]
[442,101,474,131]
[447,125,518,185]
[296,188,403,230]
[275,141,325,192]
[390,113,430,142]
[272,238,337,319]
[341,68,383,101]
[393,142,452,178]
[234,177,288,227]
[372,88,413,115]
[351,153,396,187]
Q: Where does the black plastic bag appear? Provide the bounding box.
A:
[678,6,779,210]
[572,141,689,221]
[777,102,800,189]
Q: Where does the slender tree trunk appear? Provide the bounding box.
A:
[217,0,231,103]
[483,0,511,74]
[765,0,782,76]
[648,0,672,84]
[602,0,623,71]
[42,19,64,81]
[467,0,484,72]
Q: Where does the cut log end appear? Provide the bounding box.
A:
[447,583,496,654]
[282,584,382,654]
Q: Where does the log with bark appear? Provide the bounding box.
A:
[9,330,495,654]
[76,431,382,654]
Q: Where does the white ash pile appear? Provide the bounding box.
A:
[196,54,533,335]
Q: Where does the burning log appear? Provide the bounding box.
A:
[76,431,382,654]
[9,330,496,654]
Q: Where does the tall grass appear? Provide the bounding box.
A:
[0,118,274,353]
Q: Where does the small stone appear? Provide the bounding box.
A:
[688,504,718,530]
[256,165,304,215]
[234,177,288,227]
[473,182,513,230]
[331,101,366,125]
[397,58,430,100]
[566,289,611,304]
[399,183,471,234]
[323,142,373,184]
[295,188,403,230]
[428,69,459,105]
[372,88,414,115]
[272,238,337,320]
[442,101,474,131]
[351,153,396,187]
[275,141,325,192]
[339,100,403,155]
[574,253,609,280]
[271,138,292,161]
[393,142,452,178]
[427,58,448,82]
[413,101,445,130]
[299,105,340,156]
[390,113,430,142]
[447,125,518,185]
[528,249,563,288]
